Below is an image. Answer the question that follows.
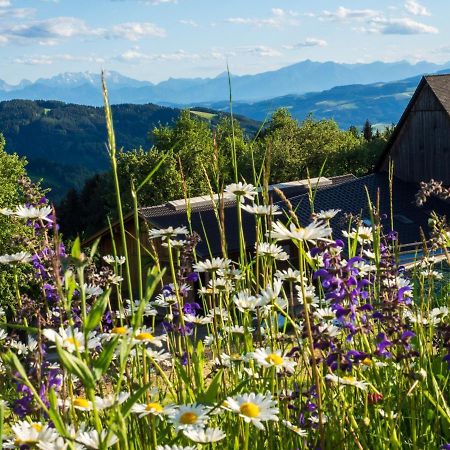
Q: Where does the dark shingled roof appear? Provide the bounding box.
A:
[425,74,450,115]
[290,173,449,245]
[142,173,449,256]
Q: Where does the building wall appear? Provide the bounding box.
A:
[387,83,450,184]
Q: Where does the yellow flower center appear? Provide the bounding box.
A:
[265,353,284,366]
[136,332,154,341]
[179,412,198,424]
[73,397,90,408]
[342,376,356,383]
[31,423,42,432]
[65,337,81,348]
[111,326,127,335]
[362,357,373,366]
[145,402,163,413]
[240,402,261,418]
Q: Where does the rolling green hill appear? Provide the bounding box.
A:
[0,100,260,201]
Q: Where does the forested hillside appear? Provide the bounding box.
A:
[0,100,259,200]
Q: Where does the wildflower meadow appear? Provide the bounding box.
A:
[0,79,448,450]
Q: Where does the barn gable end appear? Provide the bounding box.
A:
[377,75,450,184]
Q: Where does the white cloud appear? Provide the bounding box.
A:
[116,49,201,62]
[294,38,328,48]
[239,45,282,57]
[0,17,166,44]
[0,7,35,18]
[109,22,166,40]
[178,19,198,27]
[14,53,106,65]
[370,17,438,34]
[225,8,299,28]
[321,7,380,21]
[404,0,430,16]
[0,0,11,6]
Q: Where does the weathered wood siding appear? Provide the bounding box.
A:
[387,83,450,184]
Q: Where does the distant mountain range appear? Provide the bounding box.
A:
[200,74,432,129]
[1,60,449,106]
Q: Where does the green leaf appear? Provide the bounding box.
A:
[56,341,95,390]
[93,336,119,380]
[3,351,28,380]
[85,289,111,332]
[71,237,81,259]
[136,151,171,193]
[89,237,101,259]
[47,389,67,437]
[121,383,152,418]
[199,369,223,404]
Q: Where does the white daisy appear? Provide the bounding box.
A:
[251,347,297,373]
[84,284,104,299]
[224,182,257,202]
[342,226,373,244]
[419,270,443,280]
[193,257,231,273]
[296,284,320,308]
[281,419,308,436]
[184,314,213,325]
[270,220,332,244]
[76,428,118,449]
[102,255,126,265]
[318,323,341,337]
[224,392,279,430]
[0,251,33,265]
[161,239,187,248]
[0,207,14,216]
[256,242,289,260]
[146,348,173,364]
[156,446,196,450]
[132,327,165,347]
[183,427,226,443]
[14,205,53,222]
[313,209,340,220]
[10,421,58,446]
[148,226,189,240]
[43,327,100,353]
[275,268,304,283]
[313,307,335,322]
[168,403,210,430]
[241,203,282,216]
[131,401,169,417]
[233,291,261,313]
[207,277,233,292]
[325,374,368,390]
[37,437,74,450]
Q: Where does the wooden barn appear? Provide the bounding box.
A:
[376,74,450,184]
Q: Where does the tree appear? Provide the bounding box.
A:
[115,147,183,209]
[152,110,215,196]
[363,119,373,142]
[213,116,252,187]
[0,134,36,306]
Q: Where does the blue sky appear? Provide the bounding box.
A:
[0,0,448,84]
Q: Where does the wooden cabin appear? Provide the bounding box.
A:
[376,75,450,184]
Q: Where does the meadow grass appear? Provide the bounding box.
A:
[0,78,448,450]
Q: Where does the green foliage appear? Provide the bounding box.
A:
[0,100,260,202]
[152,110,215,195]
[0,134,31,306]
[58,108,388,239]
[116,147,183,209]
